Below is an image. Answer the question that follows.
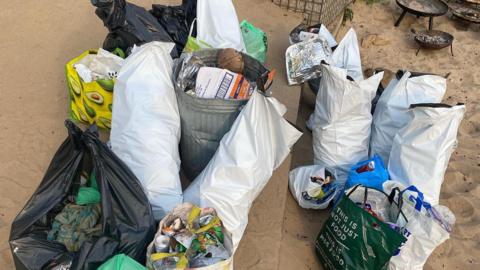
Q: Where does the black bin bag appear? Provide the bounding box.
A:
[91,0,178,57]
[150,0,197,54]
[9,121,155,270]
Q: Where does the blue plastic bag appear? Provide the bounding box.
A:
[345,155,389,191]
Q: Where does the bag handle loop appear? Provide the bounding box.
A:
[346,185,408,223]
[401,185,424,211]
[189,18,197,37]
[65,120,84,150]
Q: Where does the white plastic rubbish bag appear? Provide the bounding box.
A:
[110,41,182,219]
[196,0,246,52]
[312,64,383,184]
[383,181,455,270]
[330,28,363,82]
[305,28,363,130]
[318,25,337,48]
[183,91,302,252]
[288,165,339,209]
[370,71,446,163]
[388,104,466,205]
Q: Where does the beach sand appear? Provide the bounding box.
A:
[0,0,478,269]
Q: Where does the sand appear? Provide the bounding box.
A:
[0,0,478,269]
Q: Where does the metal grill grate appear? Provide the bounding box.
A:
[272,0,353,26]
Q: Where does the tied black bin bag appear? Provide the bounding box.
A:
[91,0,179,57]
[9,121,155,270]
[150,0,197,53]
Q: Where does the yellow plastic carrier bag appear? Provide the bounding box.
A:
[65,50,117,129]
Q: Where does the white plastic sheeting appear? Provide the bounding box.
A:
[197,0,246,52]
[288,165,338,209]
[383,181,455,270]
[370,72,447,163]
[388,104,466,205]
[183,91,302,252]
[312,64,383,184]
[110,42,182,220]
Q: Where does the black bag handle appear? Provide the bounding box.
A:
[409,102,464,109]
[86,123,100,138]
[256,70,273,93]
[65,120,85,150]
[346,185,408,223]
[65,120,101,149]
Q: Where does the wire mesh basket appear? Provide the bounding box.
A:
[272,0,353,26]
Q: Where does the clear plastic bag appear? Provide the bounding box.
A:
[288,165,339,209]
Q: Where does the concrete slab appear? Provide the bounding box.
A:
[0,0,303,268]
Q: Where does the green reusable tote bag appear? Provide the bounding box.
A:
[315,186,407,270]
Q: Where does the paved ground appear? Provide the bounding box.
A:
[0,0,303,268]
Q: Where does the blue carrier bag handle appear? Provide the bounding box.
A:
[400,185,433,212]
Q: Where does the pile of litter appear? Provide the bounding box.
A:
[9,1,300,270]
[8,1,467,270]
[286,21,465,270]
